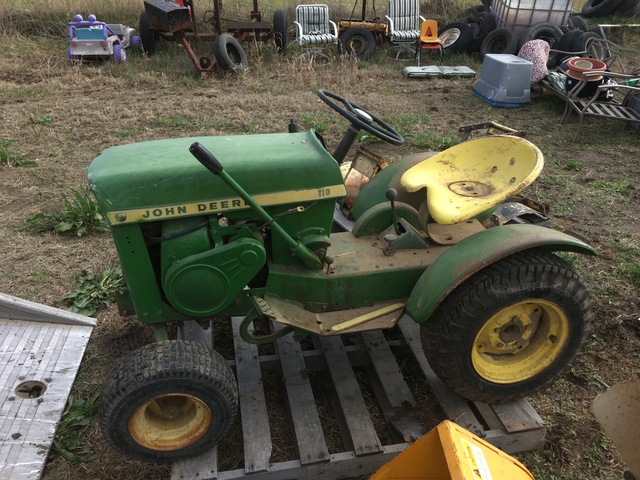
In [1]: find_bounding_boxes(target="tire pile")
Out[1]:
[438,0,637,67]
[582,0,640,18]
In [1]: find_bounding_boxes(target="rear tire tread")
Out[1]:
[421,249,594,404]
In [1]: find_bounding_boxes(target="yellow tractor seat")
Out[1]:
[400,136,544,225]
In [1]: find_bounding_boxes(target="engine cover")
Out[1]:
[163,237,266,317]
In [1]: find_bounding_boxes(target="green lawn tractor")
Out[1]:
[88,90,597,462]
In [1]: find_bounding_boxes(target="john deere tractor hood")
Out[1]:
[88,130,346,225]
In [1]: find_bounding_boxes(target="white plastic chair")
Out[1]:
[385,0,425,59]
[294,4,339,61]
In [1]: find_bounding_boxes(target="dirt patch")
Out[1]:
[1,30,639,480]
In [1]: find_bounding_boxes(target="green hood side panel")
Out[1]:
[405,224,598,324]
[88,131,345,225]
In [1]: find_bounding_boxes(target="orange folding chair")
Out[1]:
[416,19,443,66]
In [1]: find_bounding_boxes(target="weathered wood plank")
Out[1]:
[217,444,409,480]
[171,446,218,480]
[360,330,414,407]
[491,398,545,433]
[171,321,218,480]
[272,322,329,465]
[484,427,546,454]
[397,317,486,437]
[178,319,213,349]
[232,317,271,474]
[319,336,382,456]
[473,402,505,431]
[357,331,423,443]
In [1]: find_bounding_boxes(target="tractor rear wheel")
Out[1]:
[420,248,594,404]
[139,10,157,55]
[99,340,238,462]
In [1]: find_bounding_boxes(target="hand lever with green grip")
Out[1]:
[189,142,323,270]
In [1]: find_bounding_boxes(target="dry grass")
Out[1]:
[0,0,480,37]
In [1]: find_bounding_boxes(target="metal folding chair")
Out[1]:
[294,4,339,62]
[385,0,424,60]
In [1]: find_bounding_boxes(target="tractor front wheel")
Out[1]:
[421,248,594,404]
[99,340,238,462]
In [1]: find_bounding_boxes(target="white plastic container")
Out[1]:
[491,0,573,37]
[474,54,533,107]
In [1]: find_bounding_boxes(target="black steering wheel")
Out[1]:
[317,90,405,146]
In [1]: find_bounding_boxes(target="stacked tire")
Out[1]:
[437,6,497,54]
[437,8,608,68]
[439,22,476,53]
[582,0,640,18]
[517,22,564,66]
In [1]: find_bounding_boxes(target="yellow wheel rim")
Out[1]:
[129,394,212,451]
[472,299,570,384]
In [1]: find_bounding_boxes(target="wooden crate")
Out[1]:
[172,316,545,480]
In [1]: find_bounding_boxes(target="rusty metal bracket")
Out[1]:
[458,121,526,142]
[177,33,217,78]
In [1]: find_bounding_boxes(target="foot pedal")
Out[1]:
[252,296,276,320]
[251,294,406,336]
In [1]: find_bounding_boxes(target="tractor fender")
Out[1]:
[405,224,597,323]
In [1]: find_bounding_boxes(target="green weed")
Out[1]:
[623,262,640,287]
[563,159,583,171]
[300,113,334,134]
[0,139,35,166]
[555,251,584,270]
[117,128,141,138]
[52,393,99,463]
[24,186,109,236]
[384,113,431,137]
[356,130,384,143]
[62,266,124,316]
[30,110,53,125]
[551,201,574,217]
[201,115,236,132]
[590,179,633,201]
[150,115,194,130]
[243,122,258,133]
[12,87,48,99]
[583,432,610,470]
[414,130,457,150]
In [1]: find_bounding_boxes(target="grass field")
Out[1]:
[1,0,639,479]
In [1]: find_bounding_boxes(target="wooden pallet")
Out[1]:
[172,315,545,480]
